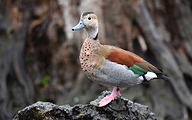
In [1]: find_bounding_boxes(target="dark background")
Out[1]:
[0,0,192,120]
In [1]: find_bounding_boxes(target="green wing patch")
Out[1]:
[129,64,149,75]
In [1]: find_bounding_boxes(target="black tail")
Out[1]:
[156,73,170,81]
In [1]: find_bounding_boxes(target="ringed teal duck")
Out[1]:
[72,12,168,107]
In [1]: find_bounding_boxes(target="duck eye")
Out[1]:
[88,17,91,20]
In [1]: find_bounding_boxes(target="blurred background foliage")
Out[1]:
[0,0,192,120]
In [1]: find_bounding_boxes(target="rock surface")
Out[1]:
[13,91,157,120]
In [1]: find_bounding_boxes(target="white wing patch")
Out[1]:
[144,72,157,81]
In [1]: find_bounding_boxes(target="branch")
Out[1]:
[133,0,192,110]
[0,15,16,119]
[13,15,35,104]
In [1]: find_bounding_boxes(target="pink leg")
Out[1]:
[99,86,121,107]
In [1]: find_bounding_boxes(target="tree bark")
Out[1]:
[0,0,192,120]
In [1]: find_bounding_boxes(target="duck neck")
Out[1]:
[86,27,99,40]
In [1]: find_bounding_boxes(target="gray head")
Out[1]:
[72,12,99,39]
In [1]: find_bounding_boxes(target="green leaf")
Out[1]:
[39,75,51,86]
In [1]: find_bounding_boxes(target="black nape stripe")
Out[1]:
[142,74,148,82]
[83,12,94,17]
[93,33,98,40]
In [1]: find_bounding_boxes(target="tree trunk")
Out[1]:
[0,0,192,120]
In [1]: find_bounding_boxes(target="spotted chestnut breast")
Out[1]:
[79,37,105,79]
[80,38,95,73]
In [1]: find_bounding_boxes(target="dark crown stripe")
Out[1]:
[82,12,94,17]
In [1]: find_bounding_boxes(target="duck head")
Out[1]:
[72,12,99,40]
